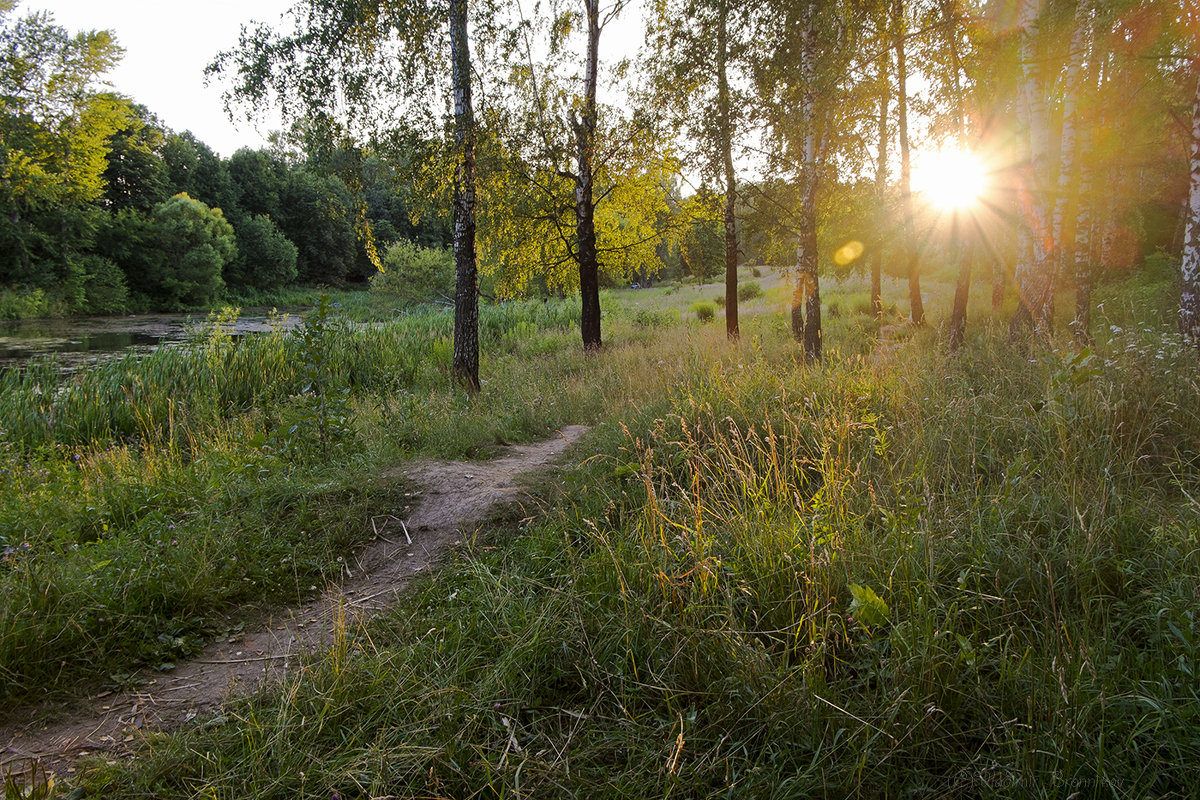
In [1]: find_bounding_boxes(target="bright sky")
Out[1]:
[32,0,646,158]
[34,0,294,157]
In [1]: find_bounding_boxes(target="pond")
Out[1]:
[0,311,304,367]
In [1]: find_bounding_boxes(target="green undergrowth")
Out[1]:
[77,286,1200,798]
[0,296,748,709]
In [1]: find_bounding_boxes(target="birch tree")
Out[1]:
[1009,0,1056,336]
[757,0,856,360]
[892,0,924,326]
[650,0,753,340]
[209,0,484,389]
[1181,70,1200,347]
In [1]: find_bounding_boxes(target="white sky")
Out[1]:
[35,0,294,157]
[32,0,646,158]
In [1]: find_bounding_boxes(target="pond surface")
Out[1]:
[0,311,304,367]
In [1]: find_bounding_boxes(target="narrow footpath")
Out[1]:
[0,426,589,780]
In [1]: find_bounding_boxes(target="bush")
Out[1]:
[737,280,763,301]
[690,301,717,323]
[0,286,49,319]
[370,240,453,305]
[228,215,299,290]
[714,294,726,308]
[77,255,130,314]
[751,266,762,277]
[627,308,679,328]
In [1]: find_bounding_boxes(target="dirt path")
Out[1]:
[0,426,588,781]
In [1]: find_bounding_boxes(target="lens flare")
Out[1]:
[834,240,864,266]
[912,148,988,211]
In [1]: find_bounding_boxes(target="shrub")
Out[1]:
[737,280,763,301]
[690,301,717,323]
[370,240,453,305]
[0,286,49,319]
[714,294,726,308]
[78,255,131,315]
[751,266,763,277]
[628,308,679,328]
[228,214,299,290]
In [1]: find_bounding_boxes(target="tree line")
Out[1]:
[0,2,452,316]
[4,0,1197,386]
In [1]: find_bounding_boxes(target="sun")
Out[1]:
[911,148,988,212]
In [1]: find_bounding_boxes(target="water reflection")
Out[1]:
[0,312,301,367]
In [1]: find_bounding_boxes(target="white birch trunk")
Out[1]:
[1051,0,1091,282]
[1011,0,1055,335]
[1180,71,1200,347]
[795,0,822,359]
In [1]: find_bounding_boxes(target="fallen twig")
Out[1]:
[193,655,289,664]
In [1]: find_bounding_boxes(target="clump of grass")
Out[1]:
[690,301,717,323]
[737,280,763,301]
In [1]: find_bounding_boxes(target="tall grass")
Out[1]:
[0,297,611,705]
[78,275,1200,798]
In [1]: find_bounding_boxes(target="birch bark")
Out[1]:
[575,0,602,351]
[450,0,480,390]
[893,0,923,325]
[717,2,739,341]
[794,0,823,360]
[1180,71,1200,347]
[1010,0,1055,336]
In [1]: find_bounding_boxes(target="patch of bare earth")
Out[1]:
[0,425,588,781]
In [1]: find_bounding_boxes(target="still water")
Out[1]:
[0,312,303,367]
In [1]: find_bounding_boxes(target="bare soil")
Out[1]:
[0,426,588,781]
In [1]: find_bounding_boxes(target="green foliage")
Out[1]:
[477,129,676,298]
[276,295,353,460]
[106,194,235,308]
[162,132,236,212]
[278,170,357,286]
[72,253,129,314]
[369,239,453,304]
[228,214,298,290]
[736,280,762,301]
[689,300,716,322]
[0,286,48,319]
[153,193,235,306]
[102,104,170,212]
[666,188,724,283]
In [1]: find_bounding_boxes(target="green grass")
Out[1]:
[5,268,1200,797]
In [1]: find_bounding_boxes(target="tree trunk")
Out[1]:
[872,46,889,322]
[1180,70,1200,348]
[1051,0,1089,267]
[1071,99,1095,343]
[575,0,602,351]
[893,0,923,325]
[450,0,480,391]
[798,0,822,360]
[948,220,972,349]
[944,0,970,350]
[991,248,1005,311]
[1010,0,1055,338]
[717,4,739,341]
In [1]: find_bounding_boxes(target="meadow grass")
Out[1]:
[5,270,1200,797]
